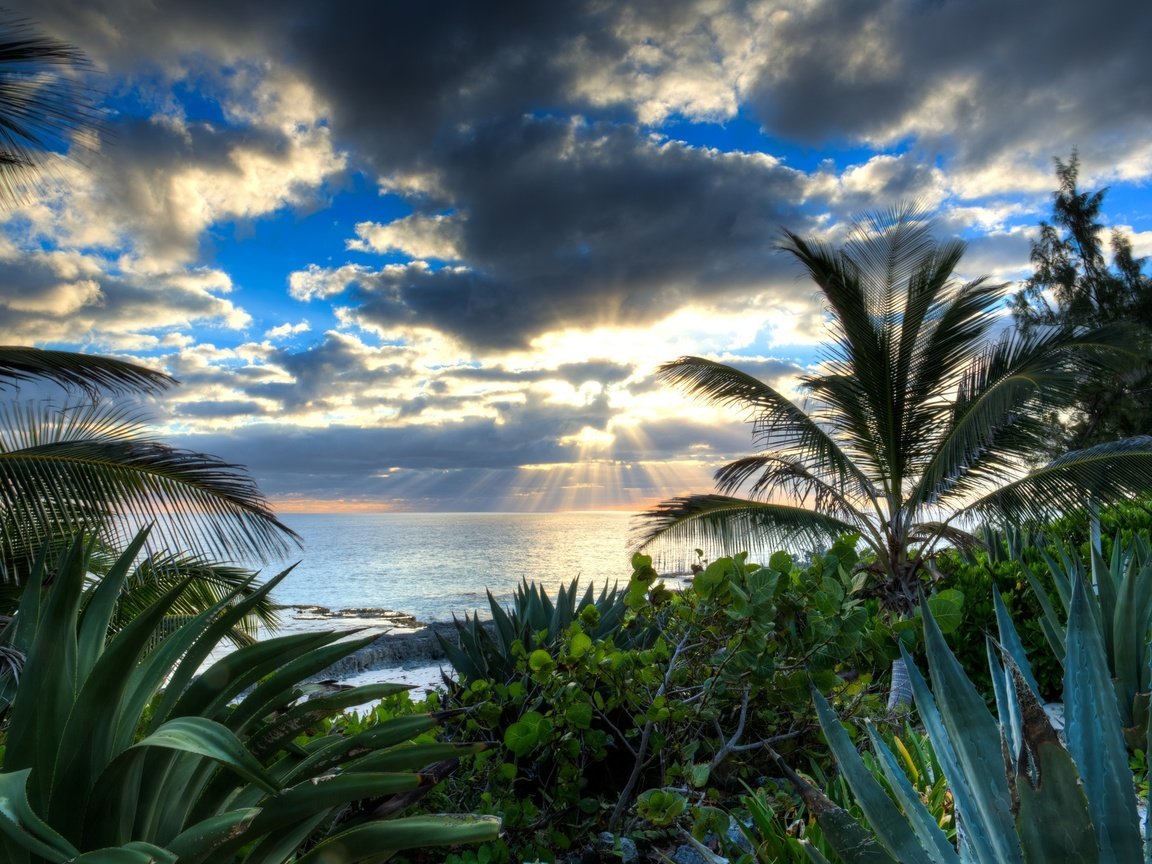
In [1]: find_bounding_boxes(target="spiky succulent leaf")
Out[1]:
[1064,569,1142,861]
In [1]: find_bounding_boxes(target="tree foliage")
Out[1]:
[1012,152,1152,452]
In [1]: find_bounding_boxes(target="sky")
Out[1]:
[2,0,1151,514]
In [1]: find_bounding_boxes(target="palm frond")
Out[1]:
[0,14,104,203]
[633,494,864,562]
[714,454,875,530]
[108,552,278,649]
[0,346,174,396]
[957,437,1152,526]
[659,356,874,495]
[0,401,299,569]
[916,325,1140,512]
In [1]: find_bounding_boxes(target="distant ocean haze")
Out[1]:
[250,511,646,622]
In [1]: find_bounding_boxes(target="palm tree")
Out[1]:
[0,11,102,203]
[0,347,298,575]
[636,207,1152,703]
[0,347,299,643]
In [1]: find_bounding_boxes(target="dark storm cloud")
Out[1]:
[447,361,634,386]
[748,0,1152,169]
[22,0,1137,356]
[173,399,267,418]
[336,118,811,348]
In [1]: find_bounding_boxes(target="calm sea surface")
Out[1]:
[255,511,641,622]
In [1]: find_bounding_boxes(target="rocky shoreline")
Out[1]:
[305,620,466,683]
[266,605,486,686]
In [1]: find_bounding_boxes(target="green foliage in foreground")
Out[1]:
[431,540,890,861]
[0,531,499,863]
[793,572,1147,863]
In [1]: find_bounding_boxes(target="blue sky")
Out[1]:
[4,0,1151,512]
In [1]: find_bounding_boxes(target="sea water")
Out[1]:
[254,511,641,622]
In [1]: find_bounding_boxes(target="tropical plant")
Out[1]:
[636,205,1152,703]
[0,347,299,583]
[993,522,1152,748]
[0,530,500,861]
[786,572,1146,863]
[0,11,103,203]
[438,577,651,687]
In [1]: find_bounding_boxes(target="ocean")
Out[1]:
[255,511,644,623]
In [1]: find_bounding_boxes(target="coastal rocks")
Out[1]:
[288,614,484,683]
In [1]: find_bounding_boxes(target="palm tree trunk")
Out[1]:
[886,656,913,711]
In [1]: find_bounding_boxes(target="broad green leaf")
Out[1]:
[0,769,77,862]
[132,717,279,795]
[293,815,502,862]
[924,589,964,634]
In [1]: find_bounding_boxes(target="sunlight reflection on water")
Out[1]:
[248,511,641,622]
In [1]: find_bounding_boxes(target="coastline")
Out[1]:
[268,605,469,699]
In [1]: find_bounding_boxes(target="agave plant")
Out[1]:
[438,577,650,686]
[782,568,1146,862]
[990,523,1152,748]
[0,530,500,862]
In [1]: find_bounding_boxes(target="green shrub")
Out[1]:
[429,540,891,861]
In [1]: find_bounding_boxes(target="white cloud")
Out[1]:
[264,320,312,340]
[348,213,465,260]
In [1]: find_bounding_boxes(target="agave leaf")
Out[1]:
[226,634,388,732]
[802,841,835,864]
[919,599,1023,863]
[275,714,442,787]
[987,636,1024,769]
[3,538,88,796]
[1021,552,1068,664]
[172,630,347,722]
[202,773,428,863]
[50,576,193,839]
[75,529,152,678]
[242,813,333,864]
[71,845,177,864]
[863,724,959,864]
[992,591,1043,698]
[809,688,936,863]
[900,642,1022,864]
[1016,741,1099,863]
[776,752,896,864]
[487,589,517,653]
[344,741,487,774]
[293,814,503,862]
[253,772,423,829]
[160,808,260,864]
[132,716,279,795]
[147,565,297,730]
[1112,545,1152,718]
[1064,569,1142,862]
[1092,541,1118,662]
[0,769,78,862]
